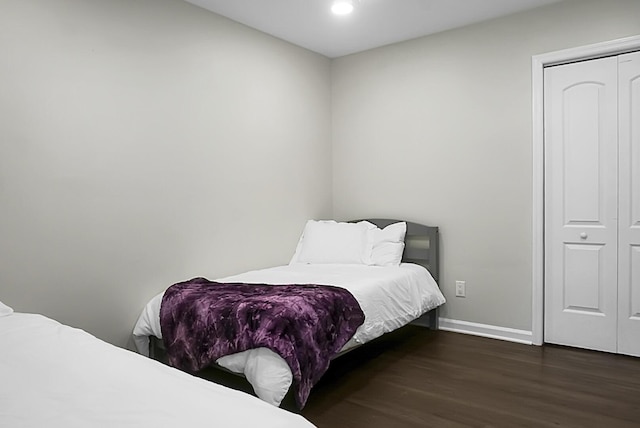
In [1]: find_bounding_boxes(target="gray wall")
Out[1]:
[0,0,332,347]
[331,0,640,331]
[3,0,640,348]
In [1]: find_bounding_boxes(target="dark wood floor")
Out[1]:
[194,325,640,427]
[296,326,640,428]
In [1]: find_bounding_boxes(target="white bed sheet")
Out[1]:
[0,311,314,428]
[132,263,445,406]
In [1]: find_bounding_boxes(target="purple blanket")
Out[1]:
[159,277,365,408]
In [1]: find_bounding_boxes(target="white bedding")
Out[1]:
[132,263,445,406]
[0,311,314,428]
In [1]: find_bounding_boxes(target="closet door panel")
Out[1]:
[618,51,640,357]
[544,57,618,352]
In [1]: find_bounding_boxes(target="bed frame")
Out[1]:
[149,218,440,390]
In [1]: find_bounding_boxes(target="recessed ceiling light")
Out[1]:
[331,0,354,15]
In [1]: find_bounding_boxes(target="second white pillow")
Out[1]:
[367,221,407,266]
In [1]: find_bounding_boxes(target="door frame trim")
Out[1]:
[531,35,640,346]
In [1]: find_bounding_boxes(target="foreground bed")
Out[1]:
[0,301,314,428]
[132,219,445,408]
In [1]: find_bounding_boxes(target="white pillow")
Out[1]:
[290,220,375,265]
[368,222,407,266]
[0,300,14,317]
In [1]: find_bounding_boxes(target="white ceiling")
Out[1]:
[185,0,564,58]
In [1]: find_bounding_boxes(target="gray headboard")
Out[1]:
[356,218,439,283]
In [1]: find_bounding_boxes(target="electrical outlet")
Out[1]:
[455,280,466,297]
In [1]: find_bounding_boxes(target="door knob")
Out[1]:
[580,232,588,239]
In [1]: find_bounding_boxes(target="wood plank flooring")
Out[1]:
[295,326,640,428]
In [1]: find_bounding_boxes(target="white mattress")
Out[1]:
[0,311,314,428]
[133,263,445,406]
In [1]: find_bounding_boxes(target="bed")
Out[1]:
[132,219,445,408]
[0,300,314,428]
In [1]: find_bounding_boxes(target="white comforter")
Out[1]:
[133,263,445,406]
[0,311,314,428]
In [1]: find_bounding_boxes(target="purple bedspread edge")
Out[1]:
[159,278,365,408]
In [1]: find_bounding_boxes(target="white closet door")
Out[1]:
[618,51,640,357]
[544,56,619,352]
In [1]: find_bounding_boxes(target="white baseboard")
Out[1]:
[438,317,533,345]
